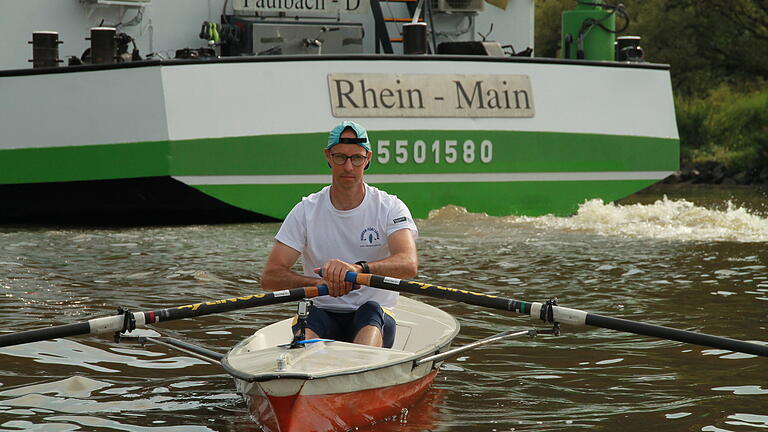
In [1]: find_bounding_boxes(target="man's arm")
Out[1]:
[261,241,322,291]
[321,228,418,293]
[366,228,418,278]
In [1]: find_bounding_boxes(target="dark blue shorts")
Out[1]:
[292,301,396,348]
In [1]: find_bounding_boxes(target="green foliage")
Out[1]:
[534,0,573,58]
[674,97,711,155]
[676,84,768,170]
[631,0,768,97]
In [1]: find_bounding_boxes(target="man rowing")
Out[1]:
[261,121,418,348]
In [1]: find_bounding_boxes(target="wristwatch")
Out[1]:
[355,261,370,273]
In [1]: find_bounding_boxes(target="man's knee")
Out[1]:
[354,301,396,348]
[357,301,382,316]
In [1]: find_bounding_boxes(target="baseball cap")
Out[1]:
[326,121,371,152]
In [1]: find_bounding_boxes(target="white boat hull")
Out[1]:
[222,296,459,431]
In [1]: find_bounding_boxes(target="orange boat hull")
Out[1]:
[247,369,439,432]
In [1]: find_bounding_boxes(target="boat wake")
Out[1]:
[425,197,768,242]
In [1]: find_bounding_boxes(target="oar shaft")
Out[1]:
[0,286,328,348]
[0,322,91,349]
[585,313,768,357]
[350,272,533,314]
[346,272,768,357]
[142,285,327,323]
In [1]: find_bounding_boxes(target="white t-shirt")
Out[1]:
[275,183,418,311]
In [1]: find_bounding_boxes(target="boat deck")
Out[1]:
[223,295,459,382]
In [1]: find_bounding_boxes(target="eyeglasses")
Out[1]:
[330,153,368,167]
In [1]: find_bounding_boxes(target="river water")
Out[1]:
[1,185,766,431]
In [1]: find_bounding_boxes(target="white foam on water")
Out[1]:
[424,196,768,242]
[527,197,768,242]
[426,198,768,242]
[427,205,491,222]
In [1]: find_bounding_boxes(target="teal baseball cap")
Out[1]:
[326,121,370,152]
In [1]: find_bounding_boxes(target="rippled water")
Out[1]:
[1,185,767,431]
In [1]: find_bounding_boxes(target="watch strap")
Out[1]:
[355,261,370,273]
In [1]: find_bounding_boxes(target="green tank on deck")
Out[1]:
[561,2,616,61]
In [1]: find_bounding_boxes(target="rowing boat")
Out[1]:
[221,295,459,432]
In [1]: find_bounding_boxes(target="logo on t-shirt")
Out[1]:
[360,227,381,247]
[393,216,407,224]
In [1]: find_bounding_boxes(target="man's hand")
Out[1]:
[319,259,360,297]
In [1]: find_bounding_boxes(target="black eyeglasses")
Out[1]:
[330,153,368,167]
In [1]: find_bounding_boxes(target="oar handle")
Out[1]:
[344,271,358,283]
[0,285,329,348]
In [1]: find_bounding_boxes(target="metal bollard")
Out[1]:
[88,27,117,64]
[28,31,63,68]
[616,36,644,62]
[403,23,428,55]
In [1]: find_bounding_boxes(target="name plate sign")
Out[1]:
[233,0,368,14]
[328,73,534,118]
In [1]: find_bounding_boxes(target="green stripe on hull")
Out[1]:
[1,130,678,183]
[0,142,169,184]
[193,179,660,218]
[0,129,677,218]
[170,130,678,174]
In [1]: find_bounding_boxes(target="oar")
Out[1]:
[0,285,328,348]
[344,272,768,357]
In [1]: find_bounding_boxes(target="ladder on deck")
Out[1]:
[370,0,434,53]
